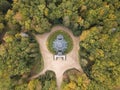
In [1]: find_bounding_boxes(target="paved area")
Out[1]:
[31,25,83,90]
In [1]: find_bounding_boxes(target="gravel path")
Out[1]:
[30,25,83,90]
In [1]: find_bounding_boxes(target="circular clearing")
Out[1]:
[47,30,73,54]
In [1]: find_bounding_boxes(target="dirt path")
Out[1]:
[30,25,83,90]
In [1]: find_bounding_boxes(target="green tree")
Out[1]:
[62,69,90,90]
[0,0,11,13]
[80,26,120,89]
[0,32,42,89]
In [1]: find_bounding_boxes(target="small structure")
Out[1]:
[53,34,67,60]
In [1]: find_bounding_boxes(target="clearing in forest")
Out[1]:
[31,25,83,90]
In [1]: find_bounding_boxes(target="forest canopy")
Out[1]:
[6,0,119,35]
[0,0,120,90]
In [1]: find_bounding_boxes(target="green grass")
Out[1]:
[47,30,73,54]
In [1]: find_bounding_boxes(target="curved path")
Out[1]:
[30,25,83,90]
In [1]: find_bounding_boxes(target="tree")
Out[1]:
[0,0,11,14]
[0,23,4,33]
[27,79,41,90]
[80,26,120,89]
[62,69,90,90]
[0,32,42,89]
[39,71,57,90]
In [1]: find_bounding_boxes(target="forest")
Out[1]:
[0,0,120,90]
